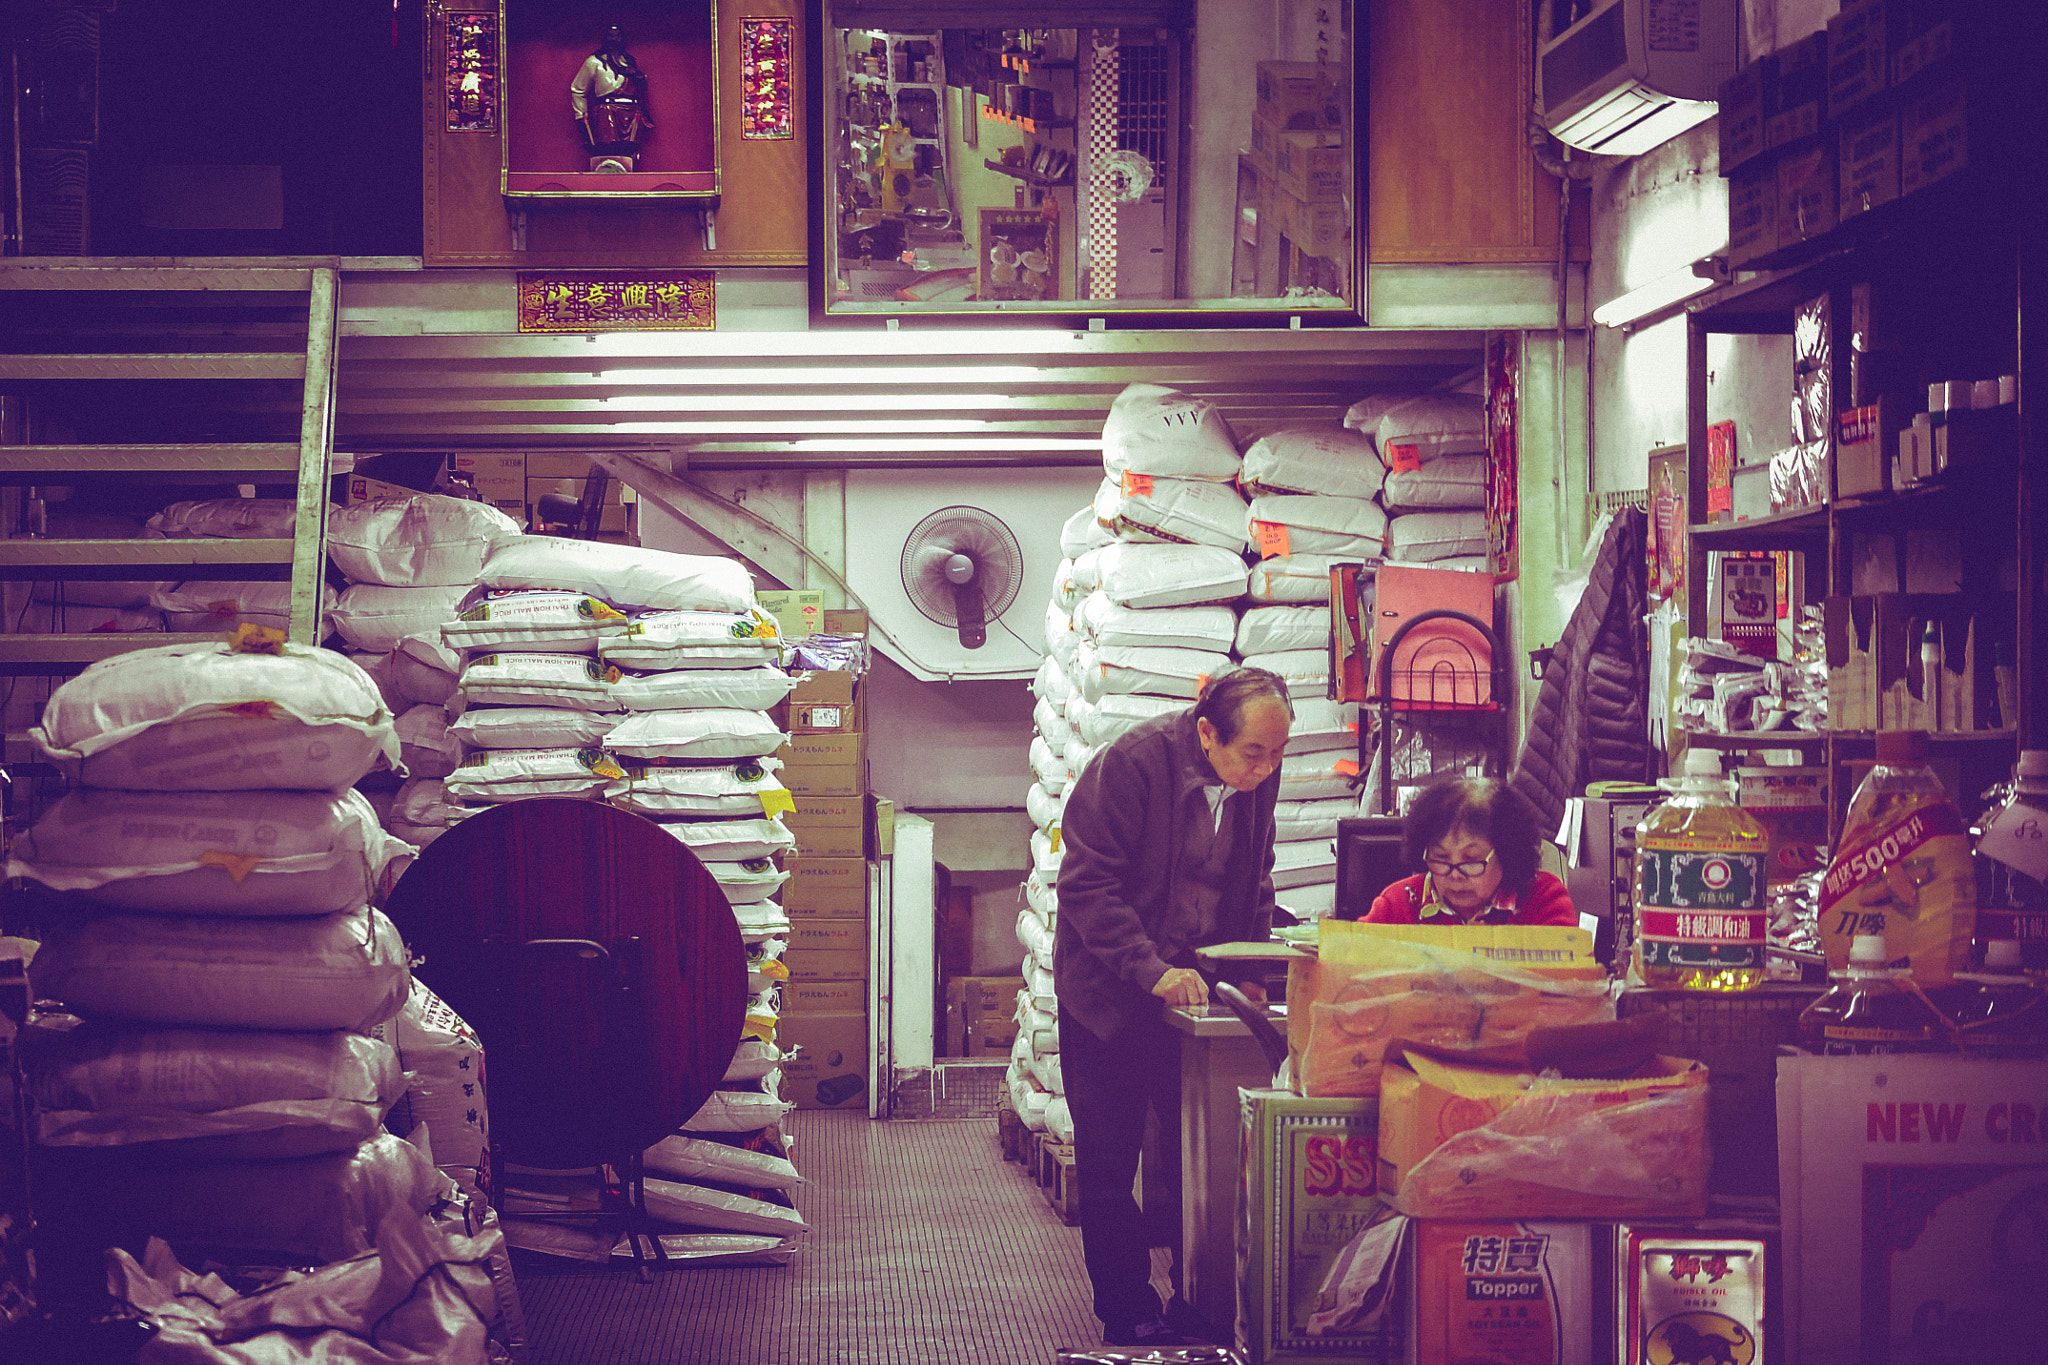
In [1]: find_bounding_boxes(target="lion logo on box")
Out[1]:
[1646,1313,1754,1365]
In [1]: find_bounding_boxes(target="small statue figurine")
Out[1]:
[571,25,653,171]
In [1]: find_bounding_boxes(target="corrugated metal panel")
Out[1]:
[333,328,1483,467]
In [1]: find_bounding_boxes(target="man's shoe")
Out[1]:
[1102,1318,1200,1348]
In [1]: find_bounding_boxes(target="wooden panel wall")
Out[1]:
[1367,0,1588,265]
[424,1,805,268]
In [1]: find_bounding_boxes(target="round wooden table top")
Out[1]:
[384,798,747,1170]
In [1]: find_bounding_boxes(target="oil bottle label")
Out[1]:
[1637,846,1768,969]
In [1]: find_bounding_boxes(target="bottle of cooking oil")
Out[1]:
[1939,939,2048,1058]
[1797,933,1953,1054]
[1633,748,1770,990]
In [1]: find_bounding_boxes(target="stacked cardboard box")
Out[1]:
[775,609,871,1110]
[1248,59,1349,267]
[942,975,1025,1060]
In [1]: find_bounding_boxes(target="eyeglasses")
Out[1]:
[1425,850,1496,880]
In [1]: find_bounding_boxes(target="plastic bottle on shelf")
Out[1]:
[1797,933,1955,1055]
[1929,940,2048,1058]
[1633,748,1770,991]
[1973,750,2048,951]
[1819,729,1977,987]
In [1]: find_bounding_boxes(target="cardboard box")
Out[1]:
[1838,109,1900,220]
[822,608,868,634]
[777,732,864,797]
[783,978,866,1016]
[943,975,1025,1058]
[755,588,825,640]
[869,796,896,858]
[1717,58,1770,173]
[1273,128,1345,202]
[345,474,423,505]
[783,918,866,979]
[782,856,867,916]
[788,671,855,707]
[1270,183,1348,261]
[1727,160,1779,269]
[1900,78,1967,195]
[785,793,863,827]
[1775,141,1838,249]
[1377,1048,1709,1220]
[1888,13,1954,87]
[1736,767,1829,885]
[1764,30,1827,149]
[1778,1055,2048,1365]
[1401,1221,1596,1365]
[778,1011,869,1110]
[1255,60,1344,131]
[1834,396,1900,497]
[446,452,525,502]
[788,820,863,858]
[1235,1090,1395,1364]
[1249,111,1281,170]
[786,700,860,734]
[1825,0,1887,118]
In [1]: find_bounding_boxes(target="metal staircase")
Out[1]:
[0,260,338,677]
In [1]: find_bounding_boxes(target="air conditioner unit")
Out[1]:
[1538,0,1737,157]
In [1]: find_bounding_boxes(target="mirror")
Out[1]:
[809,1,1361,323]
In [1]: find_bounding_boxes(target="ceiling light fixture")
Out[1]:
[1591,255,1729,329]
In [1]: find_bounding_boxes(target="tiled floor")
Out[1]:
[512,1109,1100,1364]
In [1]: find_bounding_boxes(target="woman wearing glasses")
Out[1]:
[1365,776,1576,926]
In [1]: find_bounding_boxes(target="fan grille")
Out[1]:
[899,506,1025,626]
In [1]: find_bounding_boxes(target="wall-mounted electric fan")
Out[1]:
[898,505,1025,649]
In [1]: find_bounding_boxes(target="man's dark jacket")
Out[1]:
[1054,709,1280,1042]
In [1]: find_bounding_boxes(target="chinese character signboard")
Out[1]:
[517,273,716,333]
[740,17,795,140]
[444,10,499,134]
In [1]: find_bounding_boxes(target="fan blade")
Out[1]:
[952,579,987,649]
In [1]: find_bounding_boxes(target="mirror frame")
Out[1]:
[805,0,1367,327]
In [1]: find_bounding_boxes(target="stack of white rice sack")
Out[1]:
[145,497,338,637]
[324,493,525,848]
[1,639,520,1350]
[1345,392,1492,571]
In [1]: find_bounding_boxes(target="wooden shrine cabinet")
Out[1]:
[424,0,805,267]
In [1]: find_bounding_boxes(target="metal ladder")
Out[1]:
[0,260,337,686]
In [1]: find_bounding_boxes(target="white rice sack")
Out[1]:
[1045,600,1081,672]
[723,1039,783,1084]
[1279,881,1339,920]
[644,1135,803,1191]
[19,601,164,636]
[1034,698,1076,751]
[1094,542,1248,609]
[1280,750,1361,802]
[1009,1066,1050,1131]
[1031,657,1074,707]
[653,817,794,862]
[392,778,477,831]
[327,495,523,587]
[1235,605,1324,656]
[147,498,297,539]
[683,1088,793,1134]
[151,580,335,634]
[364,980,489,1190]
[1077,694,1183,747]
[1026,782,1063,833]
[1063,693,1095,738]
[1016,908,1053,962]
[31,578,160,609]
[1024,872,1056,923]
[481,537,754,613]
[1275,797,1362,842]
[1289,697,1362,753]
[1272,839,1338,889]
[706,858,790,904]
[1060,503,1114,559]
[1343,395,1410,434]
[31,641,398,792]
[441,589,631,653]
[597,609,784,671]
[1073,593,1235,653]
[395,703,460,779]
[7,787,408,915]
[1094,474,1249,551]
[605,709,787,762]
[1029,735,1069,796]
[1244,494,1388,559]
[30,905,409,1032]
[443,747,623,802]
[641,1178,806,1236]
[1386,510,1490,563]
[1427,555,1493,573]
[1382,453,1489,512]
[456,652,615,711]
[387,634,462,708]
[1070,544,1109,597]
[1045,1095,1076,1144]
[608,758,786,819]
[1031,828,1062,882]
[1050,556,1078,614]
[1240,428,1385,499]
[1100,383,1242,481]
[25,1020,403,1159]
[608,665,796,713]
[1062,736,1096,780]
[449,706,619,751]
[1078,643,1231,703]
[1248,554,1343,604]
[1374,392,1487,463]
[1240,648,1331,696]
[1027,1049,1065,1096]
[328,584,471,654]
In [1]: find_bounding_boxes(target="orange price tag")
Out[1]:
[198,850,264,884]
[1122,471,1154,497]
[1253,521,1291,559]
[1334,758,1361,778]
[1196,672,1212,694]
[1386,442,1423,473]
